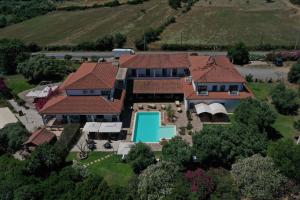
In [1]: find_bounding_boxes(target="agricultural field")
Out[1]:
[155,0,300,47]
[0,0,176,47]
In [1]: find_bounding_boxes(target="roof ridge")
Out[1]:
[64,63,97,88]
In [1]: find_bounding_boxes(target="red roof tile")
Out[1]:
[39,89,125,115]
[133,79,183,94]
[119,54,190,69]
[24,128,55,146]
[182,79,253,100]
[62,62,117,90]
[189,55,245,83]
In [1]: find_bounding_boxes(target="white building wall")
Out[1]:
[127,68,187,78]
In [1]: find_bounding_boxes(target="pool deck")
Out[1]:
[125,102,202,149]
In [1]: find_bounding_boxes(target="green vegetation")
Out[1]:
[4,74,34,95]
[288,59,300,83]
[157,0,300,48]
[0,0,55,28]
[231,154,288,200]
[0,0,176,47]
[68,152,134,186]
[227,42,250,65]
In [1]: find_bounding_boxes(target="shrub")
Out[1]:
[127,142,156,174]
[187,121,193,130]
[55,123,81,156]
[288,60,300,83]
[245,74,253,82]
[271,83,299,115]
[293,120,300,131]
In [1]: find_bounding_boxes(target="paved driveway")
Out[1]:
[235,65,287,81]
[8,99,44,132]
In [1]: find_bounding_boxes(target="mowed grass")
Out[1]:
[0,0,176,46]
[67,152,133,186]
[157,0,300,46]
[248,82,300,138]
[4,74,34,95]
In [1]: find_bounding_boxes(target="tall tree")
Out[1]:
[138,162,179,200]
[193,123,267,168]
[268,138,300,183]
[227,42,249,65]
[231,154,287,200]
[127,142,156,174]
[0,39,28,74]
[234,98,276,132]
[17,55,68,83]
[162,136,192,167]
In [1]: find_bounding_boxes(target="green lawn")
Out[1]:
[248,82,300,138]
[67,152,133,186]
[4,74,34,95]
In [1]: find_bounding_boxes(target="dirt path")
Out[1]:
[283,0,300,16]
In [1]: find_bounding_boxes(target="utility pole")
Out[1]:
[144,30,146,51]
[294,33,299,50]
[180,32,183,46]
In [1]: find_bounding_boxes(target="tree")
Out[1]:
[271,83,299,115]
[0,16,7,28]
[95,35,114,51]
[231,154,287,200]
[192,123,267,168]
[127,142,156,174]
[162,136,192,167]
[0,122,29,154]
[0,38,28,74]
[17,55,68,83]
[234,98,276,132]
[25,144,65,177]
[13,185,41,200]
[114,33,127,48]
[138,162,179,200]
[288,59,300,83]
[268,139,300,183]
[227,42,249,65]
[184,168,214,200]
[168,0,181,9]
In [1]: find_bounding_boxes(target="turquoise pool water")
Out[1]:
[133,112,176,143]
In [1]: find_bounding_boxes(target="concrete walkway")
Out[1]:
[8,99,44,132]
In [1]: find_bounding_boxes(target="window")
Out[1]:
[146,69,150,76]
[101,90,111,96]
[197,85,208,95]
[212,85,218,91]
[131,69,137,77]
[172,69,177,77]
[90,89,94,94]
[162,69,168,77]
[83,90,87,94]
[229,85,239,91]
[220,85,226,91]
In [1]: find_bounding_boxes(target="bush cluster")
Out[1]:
[266,50,300,61]
[135,17,176,50]
[57,0,121,11]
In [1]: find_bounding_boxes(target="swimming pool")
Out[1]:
[132,112,176,143]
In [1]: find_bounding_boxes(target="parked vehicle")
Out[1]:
[112,48,135,58]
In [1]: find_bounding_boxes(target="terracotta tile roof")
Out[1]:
[39,89,125,115]
[62,62,117,90]
[119,53,190,69]
[133,79,183,94]
[24,128,55,146]
[182,79,253,100]
[189,55,245,83]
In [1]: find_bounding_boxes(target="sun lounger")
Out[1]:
[175,101,181,107]
[161,105,166,110]
[138,104,144,109]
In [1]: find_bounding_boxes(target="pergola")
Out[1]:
[195,103,228,122]
[83,122,122,133]
[195,103,228,115]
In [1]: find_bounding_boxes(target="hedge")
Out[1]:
[55,123,81,155]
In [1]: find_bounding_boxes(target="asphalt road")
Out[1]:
[32,51,269,60]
